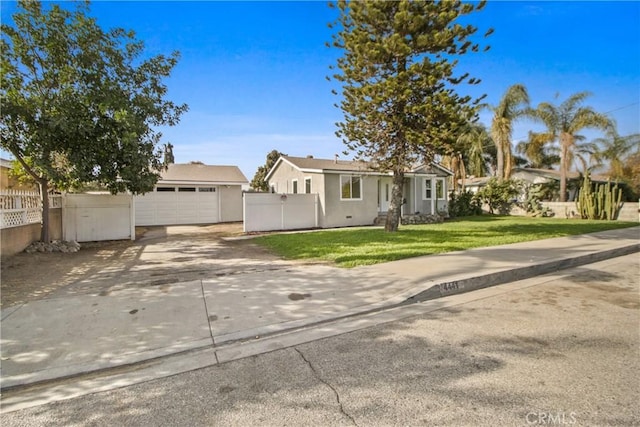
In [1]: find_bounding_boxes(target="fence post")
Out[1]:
[314,193,318,228]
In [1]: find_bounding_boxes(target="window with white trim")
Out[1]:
[304,177,311,194]
[292,179,298,194]
[340,175,362,200]
[423,179,432,200]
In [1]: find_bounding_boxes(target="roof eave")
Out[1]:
[265,157,294,182]
[157,180,247,186]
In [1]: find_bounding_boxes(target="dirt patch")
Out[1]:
[1,222,303,308]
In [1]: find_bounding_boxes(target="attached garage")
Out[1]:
[134,163,247,226]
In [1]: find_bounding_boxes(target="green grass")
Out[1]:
[252,216,638,268]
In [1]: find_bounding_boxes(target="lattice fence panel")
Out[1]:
[0,190,43,229]
[1,210,27,228]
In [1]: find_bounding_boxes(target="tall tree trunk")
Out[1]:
[495,139,504,181]
[385,171,405,232]
[559,133,569,202]
[458,153,466,192]
[504,143,512,179]
[7,147,51,242]
[40,179,51,243]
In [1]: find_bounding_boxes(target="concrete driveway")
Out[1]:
[0,223,304,308]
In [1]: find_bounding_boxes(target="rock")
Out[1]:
[400,214,444,225]
[24,240,82,254]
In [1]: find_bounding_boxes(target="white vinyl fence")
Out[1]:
[0,190,62,229]
[244,193,318,232]
[63,194,134,242]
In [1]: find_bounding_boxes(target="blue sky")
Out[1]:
[2,1,639,181]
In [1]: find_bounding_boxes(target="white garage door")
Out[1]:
[134,186,219,226]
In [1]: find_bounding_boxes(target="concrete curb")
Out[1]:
[0,338,213,390]
[406,242,640,303]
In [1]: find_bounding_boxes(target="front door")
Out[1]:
[378,178,392,212]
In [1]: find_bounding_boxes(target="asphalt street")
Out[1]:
[2,253,638,426]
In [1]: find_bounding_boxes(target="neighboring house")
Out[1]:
[461,176,492,194]
[134,163,248,226]
[0,158,37,191]
[265,155,453,228]
[511,168,612,201]
[463,168,612,201]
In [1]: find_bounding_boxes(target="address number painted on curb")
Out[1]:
[440,281,463,294]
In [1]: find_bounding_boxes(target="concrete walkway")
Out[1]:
[1,227,638,390]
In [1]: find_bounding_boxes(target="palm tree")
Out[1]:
[441,152,466,192]
[455,122,493,177]
[573,139,600,176]
[532,92,612,202]
[515,131,558,169]
[592,131,640,179]
[486,84,530,180]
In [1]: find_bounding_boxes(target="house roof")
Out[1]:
[464,168,614,188]
[463,176,492,187]
[280,156,375,172]
[1,158,13,169]
[159,163,248,185]
[266,155,452,181]
[512,168,610,183]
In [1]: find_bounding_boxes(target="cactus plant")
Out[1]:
[576,174,623,220]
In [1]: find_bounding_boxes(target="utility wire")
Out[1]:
[602,102,639,115]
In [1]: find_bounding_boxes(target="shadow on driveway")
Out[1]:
[1,223,304,308]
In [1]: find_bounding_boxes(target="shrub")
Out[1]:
[520,183,554,217]
[448,190,483,218]
[477,178,521,215]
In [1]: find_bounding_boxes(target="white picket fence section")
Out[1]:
[0,190,63,229]
[244,193,318,232]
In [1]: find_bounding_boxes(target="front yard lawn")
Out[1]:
[252,216,638,267]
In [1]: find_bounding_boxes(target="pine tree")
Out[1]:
[330,0,490,231]
[251,150,286,192]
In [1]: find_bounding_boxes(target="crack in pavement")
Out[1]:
[199,279,219,365]
[294,347,358,427]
